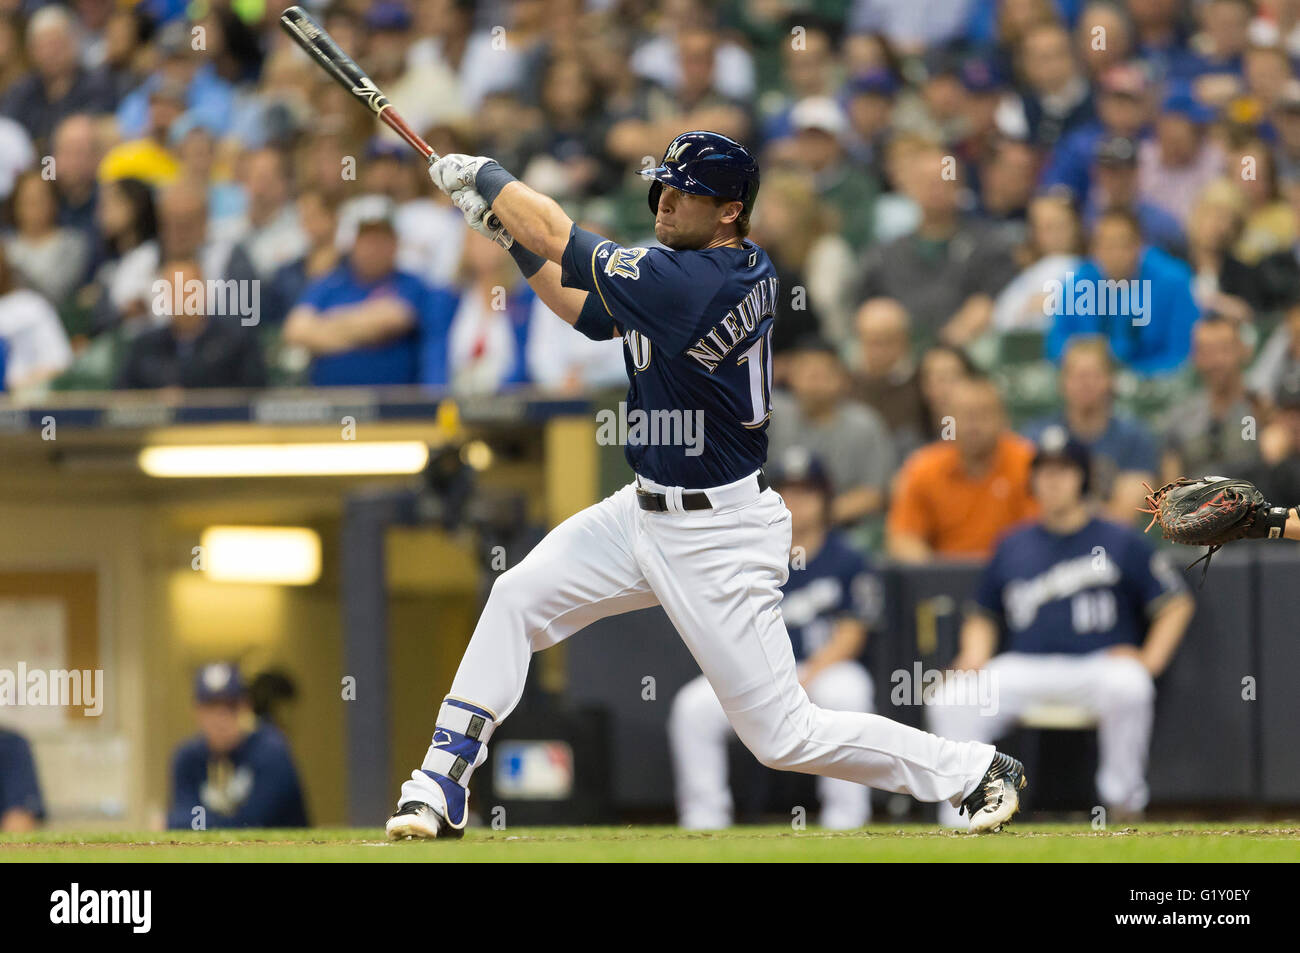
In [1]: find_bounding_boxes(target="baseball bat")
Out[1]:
[278,6,509,242]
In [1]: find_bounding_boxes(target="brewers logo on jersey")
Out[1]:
[972,518,1188,654]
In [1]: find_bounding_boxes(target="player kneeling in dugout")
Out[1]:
[669,450,883,829]
[926,426,1195,824]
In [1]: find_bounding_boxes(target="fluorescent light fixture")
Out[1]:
[139,442,430,478]
[201,526,322,585]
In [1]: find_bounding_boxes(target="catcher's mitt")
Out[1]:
[1140,476,1291,581]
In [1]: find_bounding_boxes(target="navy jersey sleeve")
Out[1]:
[574,291,620,343]
[560,225,726,353]
[837,546,884,627]
[971,545,1007,619]
[0,731,44,819]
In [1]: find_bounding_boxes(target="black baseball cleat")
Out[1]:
[385,801,464,841]
[960,751,1027,833]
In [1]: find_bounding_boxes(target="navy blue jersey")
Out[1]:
[0,729,44,819]
[973,518,1187,655]
[166,721,308,829]
[781,531,883,662]
[562,225,778,487]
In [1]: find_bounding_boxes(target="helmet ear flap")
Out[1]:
[648,180,663,214]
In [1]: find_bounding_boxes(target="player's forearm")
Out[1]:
[484,180,574,264]
[526,261,589,327]
[804,620,868,681]
[886,530,932,564]
[832,486,885,524]
[953,615,997,670]
[940,295,994,346]
[1141,593,1195,677]
[1285,511,1300,541]
[330,298,414,349]
[286,298,414,355]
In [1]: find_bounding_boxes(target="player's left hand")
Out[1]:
[429,154,491,195]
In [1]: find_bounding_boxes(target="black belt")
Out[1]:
[635,470,769,512]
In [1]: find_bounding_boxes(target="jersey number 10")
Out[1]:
[737,328,774,428]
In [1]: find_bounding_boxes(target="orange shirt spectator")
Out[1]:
[887,377,1039,561]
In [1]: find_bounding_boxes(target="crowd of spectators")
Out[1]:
[4,0,1300,552]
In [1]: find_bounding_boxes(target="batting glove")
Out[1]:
[429,154,491,195]
[452,186,513,248]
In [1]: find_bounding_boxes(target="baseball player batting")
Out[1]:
[386,131,1026,840]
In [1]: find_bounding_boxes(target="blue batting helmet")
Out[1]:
[643,130,761,216]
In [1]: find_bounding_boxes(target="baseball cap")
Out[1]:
[1031,425,1091,481]
[157,20,190,57]
[194,662,245,705]
[769,446,833,495]
[365,0,412,32]
[959,57,1005,94]
[845,69,900,98]
[365,137,410,162]
[790,96,850,139]
[352,195,398,232]
[921,48,964,81]
[1095,135,1139,167]
[1161,90,1217,124]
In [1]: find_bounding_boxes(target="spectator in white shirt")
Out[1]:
[0,245,73,392]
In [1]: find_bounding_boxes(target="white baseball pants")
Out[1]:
[926,651,1155,824]
[670,661,875,829]
[403,473,996,811]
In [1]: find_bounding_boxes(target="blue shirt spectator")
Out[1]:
[293,265,425,386]
[1022,337,1160,521]
[1040,64,1152,203]
[1083,135,1186,257]
[116,63,235,141]
[284,209,425,388]
[1024,414,1158,480]
[0,728,44,828]
[1047,212,1199,376]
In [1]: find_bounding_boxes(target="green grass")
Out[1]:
[2,822,1297,862]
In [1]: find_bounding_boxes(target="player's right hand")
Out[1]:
[429,154,491,195]
[452,186,513,249]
